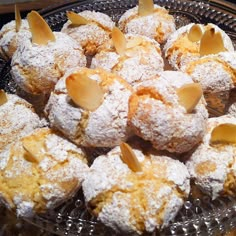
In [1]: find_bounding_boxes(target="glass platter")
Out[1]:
[0,0,236,235]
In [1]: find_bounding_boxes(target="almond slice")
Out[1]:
[120,142,142,172]
[0,90,8,106]
[177,83,203,113]
[15,4,21,32]
[27,10,56,45]
[112,27,126,56]
[199,27,226,56]
[188,24,203,42]
[126,37,143,48]
[210,123,236,145]
[66,72,104,111]
[125,46,142,57]
[67,11,89,25]
[138,0,154,17]
[22,136,44,163]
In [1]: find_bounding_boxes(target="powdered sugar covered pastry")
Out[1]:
[164,23,234,71]
[183,52,236,93]
[183,52,236,114]
[0,19,31,60]
[45,67,133,147]
[118,5,175,44]
[0,92,46,154]
[186,115,236,200]
[128,71,208,153]
[11,32,86,95]
[91,34,164,86]
[82,145,190,235]
[61,11,115,55]
[0,127,89,217]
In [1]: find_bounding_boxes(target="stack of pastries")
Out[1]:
[0,0,236,235]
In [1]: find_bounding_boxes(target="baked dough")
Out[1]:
[11,32,86,95]
[128,71,208,153]
[0,127,89,217]
[186,115,236,200]
[82,145,190,234]
[118,5,175,44]
[45,67,133,147]
[0,19,31,60]
[61,10,115,55]
[0,93,46,154]
[91,34,164,86]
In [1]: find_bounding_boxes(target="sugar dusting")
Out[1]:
[82,146,190,234]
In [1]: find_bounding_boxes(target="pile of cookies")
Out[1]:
[0,0,236,235]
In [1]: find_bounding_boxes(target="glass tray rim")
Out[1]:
[0,0,236,235]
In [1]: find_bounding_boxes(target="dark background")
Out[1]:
[0,0,235,29]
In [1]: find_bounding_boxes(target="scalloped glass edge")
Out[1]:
[0,0,236,235]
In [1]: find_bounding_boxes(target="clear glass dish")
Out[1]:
[0,0,236,235]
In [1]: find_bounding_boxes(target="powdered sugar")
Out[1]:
[0,19,31,60]
[45,68,133,147]
[163,23,234,71]
[183,52,236,93]
[0,128,89,218]
[118,5,175,44]
[82,146,190,234]
[186,115,236,199]
[11,32,86,94]
[91,34,164,86]
[61,11,115,55]
[0,93,45,154]
[129,71,208,153]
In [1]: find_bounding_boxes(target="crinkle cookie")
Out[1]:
[11,32,86,95]
[164,23,234,71]
[0,91,46,153]
[61,10,115,55]
[186,115,236,200]
[118,5,175,44]
[128,71,208,153]
[183,52,236,114]
[0,127,89,217]
[0,19,31,60]
[82,144,190,235]
[45,67,133,147]
[91,34,164,86]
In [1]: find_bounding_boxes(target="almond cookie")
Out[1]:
[82,144,190,235]
[186,115,236,200]
[11,11,86,95]
[0,127,89,217]
[91,31,164,86]
[0,91,46,154]
[118,1,175,44]
[0,6,31,60]
[61,10,115,56]
[183,52,236,115]
[163,23,234,71]
[128,71,208,153]
[45,67,133,147]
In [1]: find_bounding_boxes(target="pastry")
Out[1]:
[91,29,164,86]
[45,67,133,147]
[128,71,208,153]
[0,91,46,154]
[186,115,236,200]
[82,143,190,235]
[0,127,89,217]
[118,0,175,44]
[183,51,236,115]
[0,6,31,60]
[61,10,115,55]
[11,11,86,95]
[163,23,234,70]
